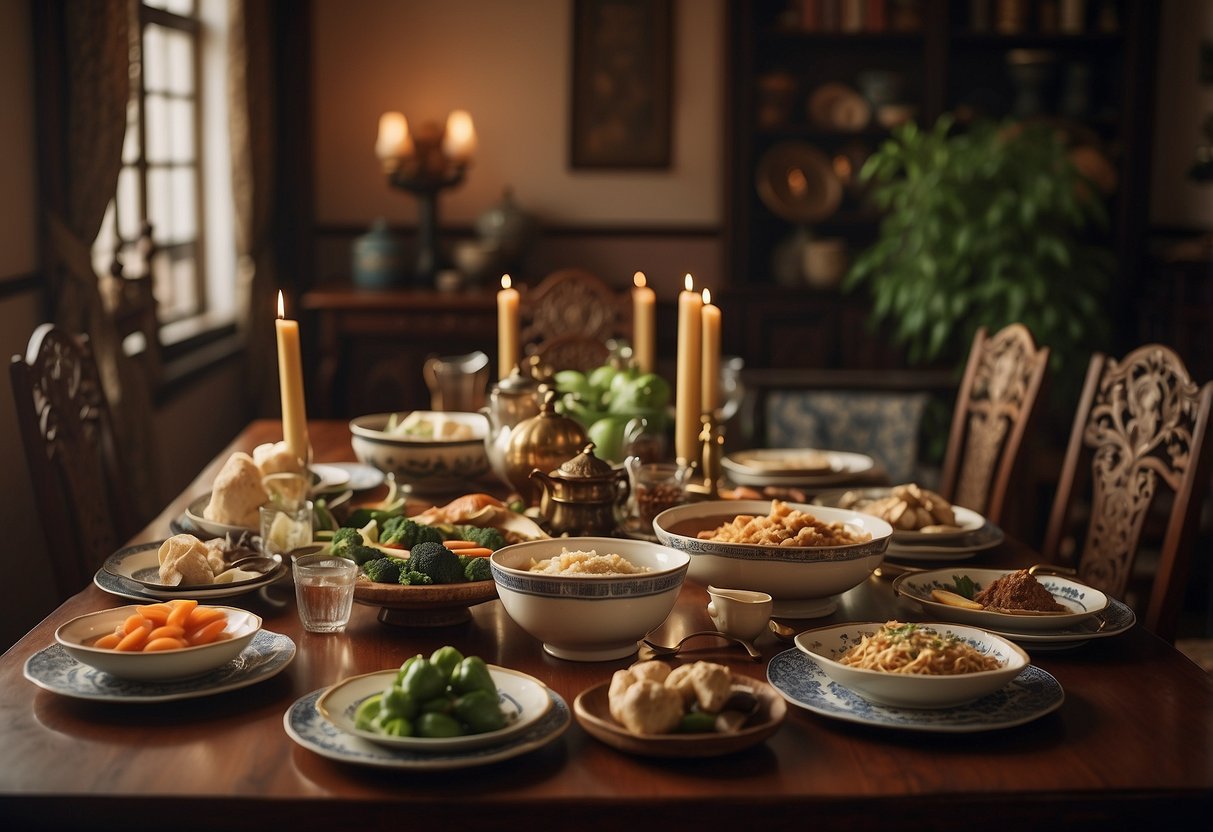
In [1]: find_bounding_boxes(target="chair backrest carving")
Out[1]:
[1042,344,1213,642]
[10,324,141,600]
[520,268,630,372]
[939,324,1050,524]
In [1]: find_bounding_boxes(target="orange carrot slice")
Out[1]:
[115,627,150,651]
[443,540,481,550]
[184,607,226,630]
[143,637,188,652]
[166,599,199,629]
[186,618,228,646]
[135,604,172,625]
[93,633,122,649]
[123,613,152,635]
[147,625,186,642]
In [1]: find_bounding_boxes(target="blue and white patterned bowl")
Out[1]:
[652,500,891,618]
[349,411,489,493]
[794,622,1029,709]
[490,537,689,662]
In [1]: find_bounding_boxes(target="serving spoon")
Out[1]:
[642,631,762,661]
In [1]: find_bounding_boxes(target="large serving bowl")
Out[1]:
[490,537,690,661]
[794,622,1029,709]
[652,500,891,618]
[55,604,261,681]
[349,411,490,493]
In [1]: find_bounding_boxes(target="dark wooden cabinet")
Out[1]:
[301,286,498,417]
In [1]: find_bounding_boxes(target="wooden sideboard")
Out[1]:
[301,286,499,416]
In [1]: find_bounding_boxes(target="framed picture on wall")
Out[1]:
[570,0,672,169]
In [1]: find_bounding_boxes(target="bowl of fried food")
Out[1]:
[652,499,891,619]
[349,411,490,493]
[794,620,1029,709]
[55,601,261,681]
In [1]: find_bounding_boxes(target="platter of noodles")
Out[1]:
[766,646,1063,732]
[892,568,1110,633]
[791,621,1031,710]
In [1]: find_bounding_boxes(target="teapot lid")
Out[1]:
[553,443,615,480]
[495,364,539,394]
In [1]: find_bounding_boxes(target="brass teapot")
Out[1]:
[530,443,629,537]
[503,388,589,505]
[482,364,543,487]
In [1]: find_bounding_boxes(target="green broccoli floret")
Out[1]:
[380,516,421,548]
[399,570,434,586]
[350,544,384,566]
[328,527,364,559]
[463,557,492,583]
[414,524,444,546]
[362,556,407,584]
[455,525,506,551]
[407,541,466,584]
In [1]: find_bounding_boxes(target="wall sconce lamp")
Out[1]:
[376,109,476,285]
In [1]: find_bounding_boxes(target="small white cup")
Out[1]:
[707,586,774,642]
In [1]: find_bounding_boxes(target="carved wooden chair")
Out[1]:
[1042,344,1213,642]
[520,268,631,373]
[938,324,1051,525]
[10,324,143,600]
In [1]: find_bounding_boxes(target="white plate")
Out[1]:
[892,567,1109,632]
[23,629,295,702]
[95,542,287,601]
[323,462,385,492]
[812,489,985,542]
[310,464,352,492]
[883,523,1005,561]
[723,450,874,488]
[766,648,1063,733]
[284,686,570,770]
[315,666,553,751]
[103,540,278,591]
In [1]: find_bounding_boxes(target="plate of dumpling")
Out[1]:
[102,533,287,598]
[186,442,320,538]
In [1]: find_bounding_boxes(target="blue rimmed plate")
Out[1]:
[284,685,570,769]
[767,648,1063,732]
[24,629,295,702]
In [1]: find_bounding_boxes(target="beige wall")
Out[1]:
[311,0,723,228]
[1150,1,1213,227]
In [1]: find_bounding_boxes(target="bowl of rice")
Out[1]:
[652,499,892,619]
[793,621,1030,709]
[490,537,690,662]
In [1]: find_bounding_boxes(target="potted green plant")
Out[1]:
[844,115,1115,409]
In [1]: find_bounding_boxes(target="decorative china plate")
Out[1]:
[320,462,384,492]
[183,492,354,540]
[24,629,296,702]
[882,523,1005,562]
[284,686,570,770]
[983,597,1135,649]
[98,541,287,600]
[722,449,874,488]
[892,567,1109,632]
[813,488,988,543]
[573,674,786,758]
[316,666,553,751]
[755,142,844,224]
[310,464,352,492]
[766,648,1063,733]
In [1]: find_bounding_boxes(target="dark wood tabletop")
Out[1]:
[2,420,1211,831]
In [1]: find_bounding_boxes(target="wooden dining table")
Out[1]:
[2,419,1211,831]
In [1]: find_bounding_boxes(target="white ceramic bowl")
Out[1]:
[349,411,490,492]
[490,537,690,662]
[652,500,891,619]
[55,604,261,681]
[794,622,1030,709]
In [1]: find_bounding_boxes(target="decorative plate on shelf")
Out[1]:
[755,142,843,224]
[808,82,872,132]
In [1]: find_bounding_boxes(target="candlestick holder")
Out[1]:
[682,412,725,500]
[382,120,472,286]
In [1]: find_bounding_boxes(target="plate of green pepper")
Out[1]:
[316,648,553,751]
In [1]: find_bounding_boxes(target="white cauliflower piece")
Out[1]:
[686,661,733,714]
[617,679,684,735]
[608,669,638,724]
[628,660,671,684]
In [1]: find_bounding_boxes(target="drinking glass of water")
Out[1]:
[292,552,357,633]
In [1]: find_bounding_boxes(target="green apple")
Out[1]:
[587,364,618,397]
[608,372,671,415]
[553,370,591,399]
[587,415,631,463]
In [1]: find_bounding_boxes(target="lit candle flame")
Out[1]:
[702,288,712,305]
[276,290,285,319]
[634,271,647,289]
[684,273,694,292]
[501,274,512,290]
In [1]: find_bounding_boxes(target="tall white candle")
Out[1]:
[632,271,656,374]
[497,274,520,380]
[675,274,703,464]
[700,287,721,415]
[275,290,309,467]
